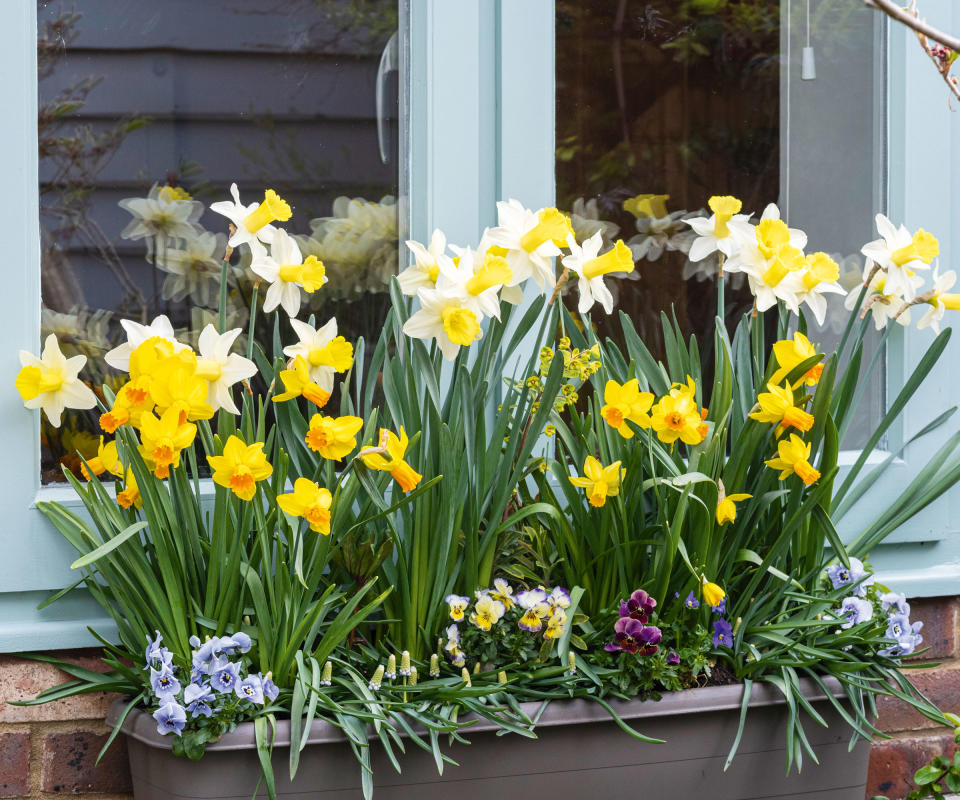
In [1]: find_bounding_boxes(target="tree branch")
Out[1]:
[863,0,960,53]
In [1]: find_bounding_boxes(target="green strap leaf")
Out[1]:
[70,521,149,569]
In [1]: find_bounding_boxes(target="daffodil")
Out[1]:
[749,382,814,437]
[210,184,292,249]
[80,437,124,480]
[569,455,624,508]
[250,229,327,317]
[470,594,506,631]
[570,197,621,251]
[207,435,273,501]
[157,230,227,306]
[360,427,422,492]
[271,355,330,407]
[116,467,142,510]
[861,214,938,301]
[16,334,97,427]
[118,183,203,243]
[277,477,333,534]
[304,414,364,460]
[650,379,705,446]
[561,233,635,314]
[917,266,959,334]
[701,580,726,608]
[444,594,470,622]
[484,200,574,291]
[436,246,510,320]
[401,286,484,360]
[795,252,846,325]
[397,229,449,295]
[626,207,695,262]
[104,315,190,373]
[844,261,918,330]
[100,376,154,433]
[148,350,214,422]
[685,195,748,262]
[765,433,820,486]
[715,482,751,526]
[139,406,197,478]
[193,326,258,415]
[600,378,654,438]
[282,318,354,392]
[770,332,824,387]
[623,194,670,220]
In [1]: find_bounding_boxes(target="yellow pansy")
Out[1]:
[272,355,331,408]
[771,332,824,387]
[490,578,515,611]
[207,435,273,501]
[600,378,654,439]
[702,580,726,608]
[707,195,742,238]
[277,477,333,534]
[445,594,470,622]
[116,467,142,510]
[569,455,624,508]
[360,427,422,492]
[749,382,814,437]
[80,437,124,480]
[138,406,197,479]
[543,608,567,640]
[765,434,821,486]
[651,378,705,446]
[304,414,364,461]
[470,594,506,631]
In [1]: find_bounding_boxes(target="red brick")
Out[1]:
[908,596,959,661]
[41,730,132,794]
[0,650,116,723]
[0,732,30,798]
[867,733,956,799]
[876,662,960,733]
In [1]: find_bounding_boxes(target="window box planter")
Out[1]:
[107,677,868,800]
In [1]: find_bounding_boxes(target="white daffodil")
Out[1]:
[157,230,227,306]
[397,229,449,296]
[402,286,484,360]
[282,318,354,392]
[193,326,258,415]
[569,197,620,249]
[483,199,574,292]
[437,246,511,320]
[561,232,635,314]
[861,214,939,301]
[795,252,847,326]
[118,184,203,243]
[917,266,958,334]
[210,183,292,249]
[104,314,191,372]
[250,229,326,317]
[723,216,807,313]
[685,196,750,263]
[844,261,915,330]
[15,334,97,427]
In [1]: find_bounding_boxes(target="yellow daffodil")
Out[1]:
[702,580,726,608]
[359,427,422,492]
[100,376,154,433]
[250,229,327,317]
[749,382,814,437]
[80,437,124,480]
[771,332,824,387]
[401,287,485,360]
[277,477,333,534]
[116,467,142,510]
[765,434,821,486]
[15,334,97,427]
[561,234,635,314]
[651,378,705,446]
[484,200,573,291]
[623,194,670,220]
[600,378,654,439]
[686,195,747,262]
[272,355,331,407]
[715,482,751,526]
[470,594,506,631]
[862,214,938,302]
[139,406,197,478]
[282,318,354,391]
[206,435,273,501]
[305,414,364,461]
[148,350,214,423]
[210,184,291,249]
[569,455,624,508]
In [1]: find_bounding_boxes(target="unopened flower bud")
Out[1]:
[473,662,481,674]
[429,654,440,678]
[385,654,397,680]
[369,665,384,691]
[497,670,507,684]
[567,652,577,675]
[243,616,251,626]
[399,650,411,677]
[461,667,472,687]
[409,666,418,686]
[320,660,332,686]
[733,616,742,635]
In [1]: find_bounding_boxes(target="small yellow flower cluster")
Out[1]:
[520,339,602,418]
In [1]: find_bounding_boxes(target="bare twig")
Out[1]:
[864,0,960,53]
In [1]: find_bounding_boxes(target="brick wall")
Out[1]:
[1,601,958,800]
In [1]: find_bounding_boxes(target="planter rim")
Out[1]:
[108,675,846,753]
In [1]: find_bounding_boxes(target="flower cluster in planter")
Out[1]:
[15,183,960,800]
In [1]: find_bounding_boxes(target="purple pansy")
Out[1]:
[153,701,187,736]
[826,557,867,591]
[192,638,230,676]
[712,619,734,648]
[145,631,173,670]
[835,596,873,629]
[711,597,726,615]
[880,592,910,616]
[879,621,924,658]
[236,674,265,705]
[666,650,681,666]
[149,667,181,702]
[605,617,661,656]
[183,682,216,718]
[619,589,657,623]
[220,632,252,655]
[261,674,280,702]
[210,661,241,693]
[684,590,700,610]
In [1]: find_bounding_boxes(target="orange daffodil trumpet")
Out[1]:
[651,377,707,447]
[771,332,824,388]
[765,434,821,486]
[206,435,273,501]
[305,414,364,461]
[600,379,653,439]
[569,456,625,508]
[749,382,814,437]
[359,428,422,492]
[277,478,333,535]
[272,355,331,407]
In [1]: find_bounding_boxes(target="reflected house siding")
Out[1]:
[38,0,398,318]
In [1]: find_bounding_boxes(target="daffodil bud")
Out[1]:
[386,654,397,680]
[399,650,411,677]
[369,665,384,691]
[497,670,507,684]
[429,654,440,678]
[567,652,577,675]
[461,667,472,687]
[473,662,480,674]
[243,615,251,625]
[320,660,332,686]
[733,616,743,635]
[409,666,418,686]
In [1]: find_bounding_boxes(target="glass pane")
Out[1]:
[555,1,883,448]
[37,0,401,482]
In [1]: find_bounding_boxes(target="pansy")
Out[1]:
[15,334,97,427]
[666,650,681,666]
[619,589,656,624]
[183,682,216,718]
[711,597,727,615]
[397,229,450,296]
[712,619,734,648]
[544,607,567,640]
[236,674,265,705]
[210,184,291,249]
[153,701,187,736]
[880,591,910,616]
[825,557,868,591]
[600,379,654,439]
[443,623,466,667]
[561,233,635,314]
[484,200,573,291]
[210,662,241,693]
[547,587,572,610]
[835,596,874,629]
[282,318,354,392]
[145,631,173,670]
[605,617,661,656]
[516,589,550,632]
[444,594,470,622]
[879,621,924,658]
[219,632,252,655]
[470,595,506,631]
[490,578,515,610]
[192,639,229,675]
[684,590,700,610]
[250,228,327,317]
[194,326,258,415]
[861,214,938,301]
[150,667,181,702]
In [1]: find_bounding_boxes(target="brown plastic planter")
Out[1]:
[107,678,869,800]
